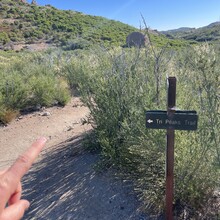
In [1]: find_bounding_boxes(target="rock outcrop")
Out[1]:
[126,32,146,48]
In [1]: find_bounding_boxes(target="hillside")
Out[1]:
[0,0,138,50]
[0,0,190,51]
[162,22,220,42]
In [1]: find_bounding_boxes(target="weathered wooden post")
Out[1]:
[146,76,198,220]
[166,77,176,220]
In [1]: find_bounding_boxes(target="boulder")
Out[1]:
[126,32,146,48]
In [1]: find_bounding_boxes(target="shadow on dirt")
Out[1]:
[22,135,149,220]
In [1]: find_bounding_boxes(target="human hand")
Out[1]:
[0,137,47,220]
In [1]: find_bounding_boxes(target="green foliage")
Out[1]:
[163,22,220,43]
[0,73,30,109]
[0,0,137,49]
[150,34,191,49]
[65,44,219,218]
[176,44,220,165]
[0,32,10,45]
[0,51,71,123]
[65,46,169,210]
[62,38,91,50]
[0,3,219,215]
[0,0,192,51]
[169,44,220,218]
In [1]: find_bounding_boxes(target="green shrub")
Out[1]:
[0,32,10,45]
[66,46,170,210]
[30,74,57,106]
[61,38,91,50]
[54,86,71,106]
[0,107,19,124]
[171,43,220,218]
[0,42,218,218]
[66,45,219,218]
[0,72,30,109]
[24,56,71,107]
[0,51,71,123]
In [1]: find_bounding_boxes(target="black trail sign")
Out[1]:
[146,77,198,220]
[146,110,198,130]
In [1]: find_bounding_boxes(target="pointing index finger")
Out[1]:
[0,137,47,212]
[8,137,47,181]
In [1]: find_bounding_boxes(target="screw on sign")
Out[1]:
[146,77,198,220]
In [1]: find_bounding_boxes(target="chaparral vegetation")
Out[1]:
[0,0,219,219]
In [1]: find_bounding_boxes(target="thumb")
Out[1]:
[0,200,30,220]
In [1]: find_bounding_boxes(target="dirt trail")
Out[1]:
[0,97,90,169]
[0,97,149,220]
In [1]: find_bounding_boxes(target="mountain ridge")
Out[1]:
[161,21,220,42]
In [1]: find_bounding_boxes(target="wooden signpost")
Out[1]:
[146,77,198,220]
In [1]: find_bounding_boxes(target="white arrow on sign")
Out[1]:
[147,119,153,124]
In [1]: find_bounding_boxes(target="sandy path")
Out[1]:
[0,97,149,220]
[0,97,91,169]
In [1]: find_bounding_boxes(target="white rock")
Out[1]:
[42,112,51,116]
[40,107,46,112]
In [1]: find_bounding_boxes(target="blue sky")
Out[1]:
[27,0,220,31]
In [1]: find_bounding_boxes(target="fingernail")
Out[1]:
[38,137,47,143]
[25,201,30,210]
